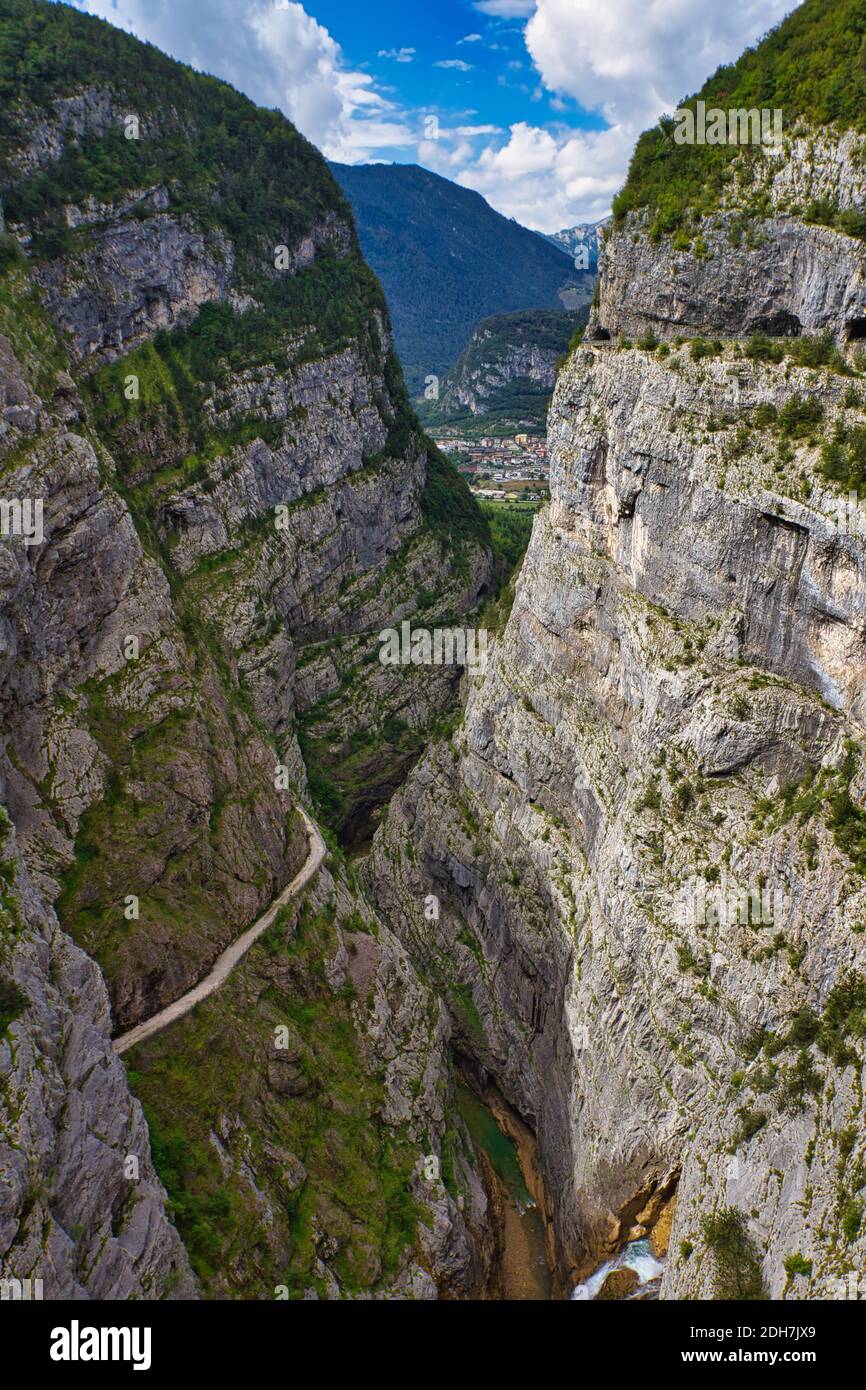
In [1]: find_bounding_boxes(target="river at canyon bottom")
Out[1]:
[456,1082,553,1300]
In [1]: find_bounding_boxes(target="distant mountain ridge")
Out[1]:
[420,307,585,428]
[543,219,609,271]
[330,161,589,393]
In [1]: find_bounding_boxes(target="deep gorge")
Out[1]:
[3,0,866,1306]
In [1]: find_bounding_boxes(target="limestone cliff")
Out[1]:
[0,802,196,1298]
[366,49,866,1301]
[590,133,866,345]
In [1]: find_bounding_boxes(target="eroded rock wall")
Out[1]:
[1,3,491,1299]
[368,169,866,1300]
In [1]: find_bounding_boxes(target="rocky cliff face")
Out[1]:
[1,0,492,1300]
[442,338,559,418]
[0,803,196,1298]
[367,127,866,1298]
[0,318,309,1032]
[591,131,866,345]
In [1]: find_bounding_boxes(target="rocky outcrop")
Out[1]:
[591,210,866,344]
[438,340,561,418]
[0,803,196,1299]
[33,209,235,362]
[591,134,866,345]
[7,86,121,177]
[451,342,557,416]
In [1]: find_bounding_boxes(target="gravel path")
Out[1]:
[112,809,326,1055]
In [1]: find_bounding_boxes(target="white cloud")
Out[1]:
[378,47,416,63]
[525,0,798,128]
[455,120,633,230]
[73,0,414,163]
[458,34,484,44]
[434,60,474,72]
[453,0,800,230]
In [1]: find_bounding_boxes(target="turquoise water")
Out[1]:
[456,1082,552,1298]
[456,1083,535,1210]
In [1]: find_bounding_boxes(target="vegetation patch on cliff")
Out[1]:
[701,1207,767,1299]
[126,896,425,1296]
[612,0,866,239]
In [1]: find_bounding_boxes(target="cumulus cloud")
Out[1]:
[74,0,414,162]
[453,0,800,230]
[434,60,474,72]
[525,0,797,127]
[454,120,633,229]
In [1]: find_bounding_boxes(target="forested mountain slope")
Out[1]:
[330,160,585,392]
[420,308,584,427]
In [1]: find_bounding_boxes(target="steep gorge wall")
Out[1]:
[368,136,866,1299]
[1,0,491,1299]
[0,805,196,1298]
[590,131,866,345]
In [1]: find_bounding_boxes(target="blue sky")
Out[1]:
[69,1,800,232]
[306,0,607,144]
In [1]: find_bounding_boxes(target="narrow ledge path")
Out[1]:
[112,808,326,1056]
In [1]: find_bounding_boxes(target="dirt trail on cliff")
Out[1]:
[113,809,326,1055]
